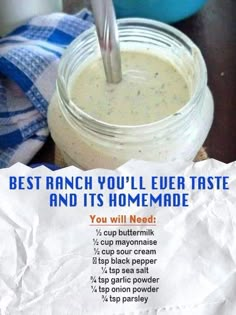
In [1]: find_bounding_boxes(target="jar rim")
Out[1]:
[57,18,207,131]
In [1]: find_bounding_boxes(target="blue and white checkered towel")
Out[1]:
[0,9,93,168]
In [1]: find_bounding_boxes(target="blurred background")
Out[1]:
[0,0,235,164]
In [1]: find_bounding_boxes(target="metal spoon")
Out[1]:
[90,0,122,84]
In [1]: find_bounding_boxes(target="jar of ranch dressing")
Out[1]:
[48,18,214,170]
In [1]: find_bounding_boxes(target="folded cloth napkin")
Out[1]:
[0,9,93,168]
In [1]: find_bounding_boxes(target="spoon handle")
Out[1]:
[90,0,122,84]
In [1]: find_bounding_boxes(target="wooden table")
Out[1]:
[32,0,236,164]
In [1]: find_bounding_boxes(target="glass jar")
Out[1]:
[48,18,214,170]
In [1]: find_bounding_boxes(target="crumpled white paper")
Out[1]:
[0,159,235,315]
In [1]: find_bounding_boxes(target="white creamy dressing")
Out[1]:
[69,51,190,125]
[48,48,213,169]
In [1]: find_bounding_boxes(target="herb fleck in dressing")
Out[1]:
[69,51,190,125]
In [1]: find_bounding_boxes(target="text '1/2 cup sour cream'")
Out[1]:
[48,19,214,169]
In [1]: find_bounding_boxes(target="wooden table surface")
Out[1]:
[32,0,236,165]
